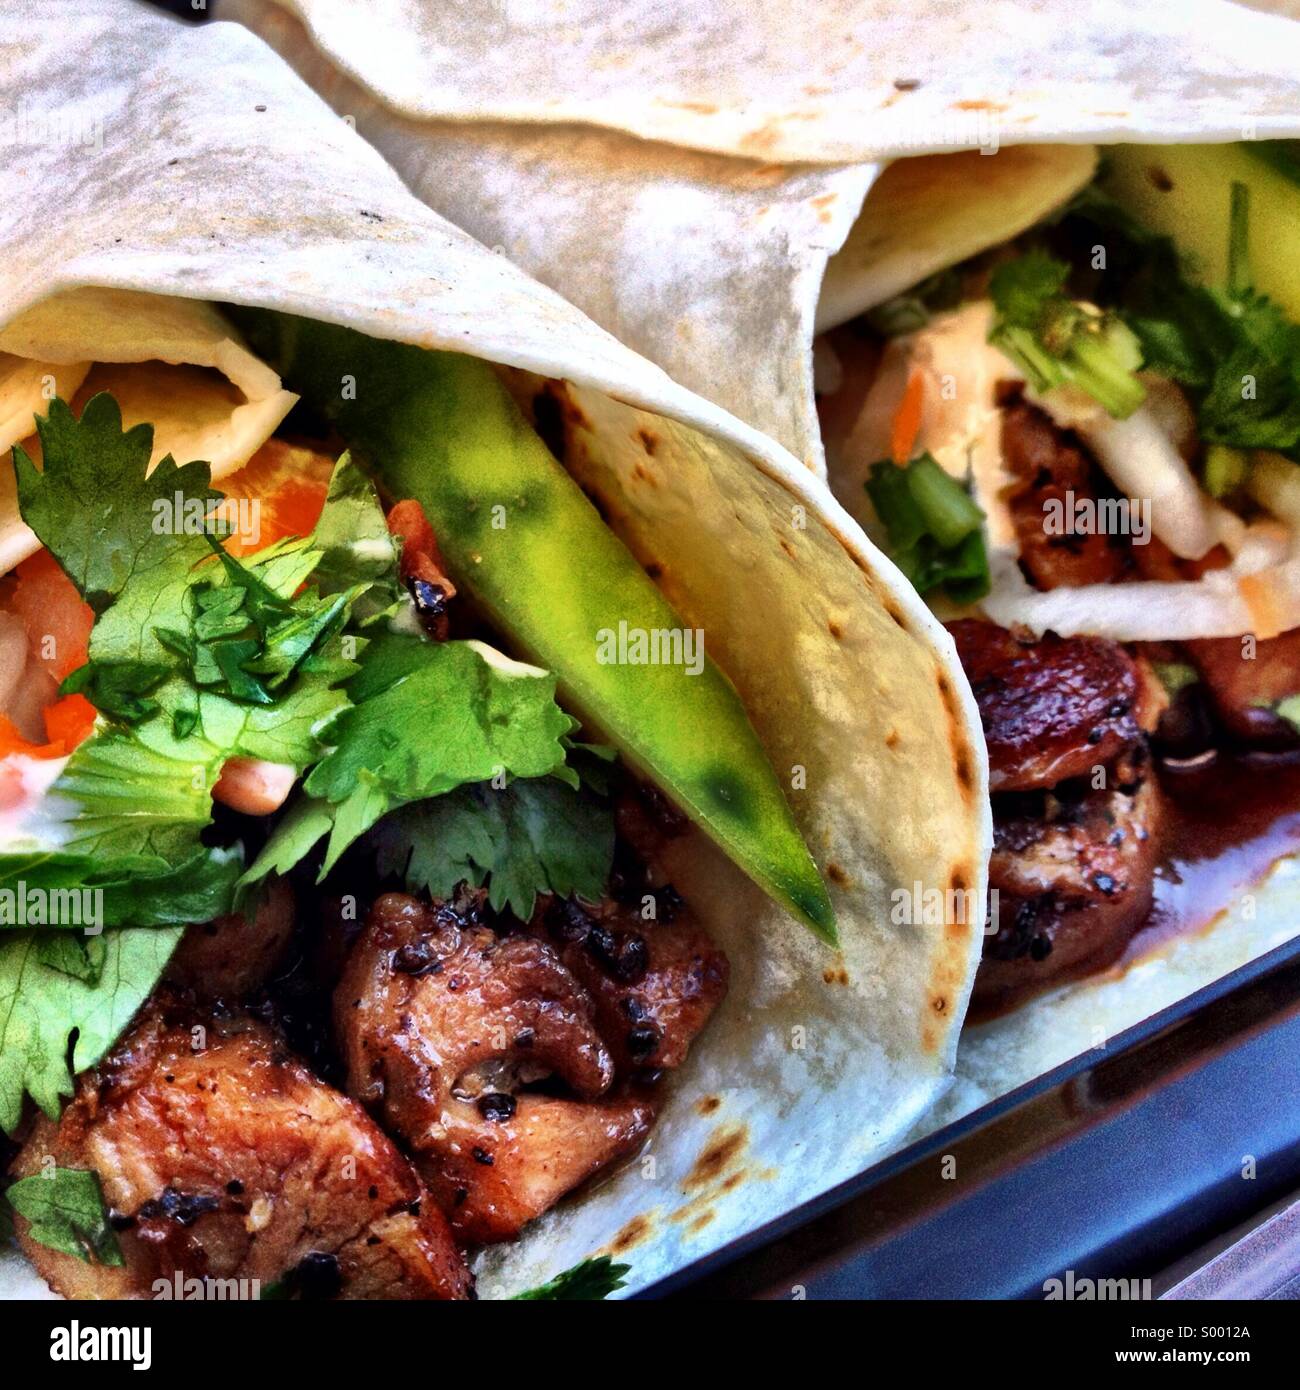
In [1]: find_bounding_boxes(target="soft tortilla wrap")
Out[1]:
[0,289,296,572]
[223,0,1300,470]
[217,0,1300,1139]
[0,0,987,1297]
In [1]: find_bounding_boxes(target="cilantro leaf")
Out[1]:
[512,1256,630,1300]
[0,926,182,1131]
[5,1168,123,1266]
[307,451,406,623]
[371,776,614,918]
[0,848,240,931]
[304,640,576,872]
[241,640,577,890]
[13,393,220,614]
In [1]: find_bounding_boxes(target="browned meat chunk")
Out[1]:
[165,877,295,999]
[1131,535,1231,583]
[12,998,471,1300]
[949,619,1149,791]
[1000,396,1131,591]
[531,894,728,1074]
[975,771,1165,1012]
[1185,629,1300,747]
[949,619,1167,1010]
[335,893,654,1245]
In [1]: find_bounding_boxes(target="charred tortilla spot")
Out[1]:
[686,1124,747,1190]
[934,664,977,805]
[607,1212,655,1254]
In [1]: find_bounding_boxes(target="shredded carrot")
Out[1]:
[43,693,97,749]
[1239,573,1287,643]
[220,439,333,556]
[890,370,926,467]
[0,693,98,761]
[11,549,93,680]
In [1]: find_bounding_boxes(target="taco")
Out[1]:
[220,0,1300,1116]
[823,142,1300,1015]
[0,1,986,1299]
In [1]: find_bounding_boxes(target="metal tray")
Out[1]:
[644,932,1300,1299]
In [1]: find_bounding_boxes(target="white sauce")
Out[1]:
[0,753,76,851]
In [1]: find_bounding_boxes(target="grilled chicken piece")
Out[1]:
[976,768,1165,1011]
[1185,629,1300,747]
[12,998,471,1300]
[165,877,296,999]
[1000,396,1131,591]
[532,894,728,1074]
[949,619,1152,791]
[949,619,1167,1010]
[335,893,654,1245]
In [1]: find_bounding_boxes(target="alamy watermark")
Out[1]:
[0,882,102,934]
[890,881,998,931]
[596,621,705,676]
[1043,490,1151,546]
[0,98,103,153]
[1043,1269,1152,1300]
[152,493,262,550]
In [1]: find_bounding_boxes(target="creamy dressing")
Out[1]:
[840,302,1300,641]
[465,639,548,680]
[0,753,76,851]
[843,300,1022,552]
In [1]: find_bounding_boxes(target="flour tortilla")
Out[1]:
[216,0,1300,1160]
[221,0,1300,471]
[0,0,987,1298]
[0,288,296,572]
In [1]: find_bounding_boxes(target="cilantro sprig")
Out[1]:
[988,249,1147,419]
[240,635,582,893]
[512,1255,630,1300]
[1045,182,1300,451]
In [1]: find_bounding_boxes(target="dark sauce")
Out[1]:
[973,749,1300,1024]
[1123,749,1300,966]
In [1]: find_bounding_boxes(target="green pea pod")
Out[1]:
[234,310,836,943]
